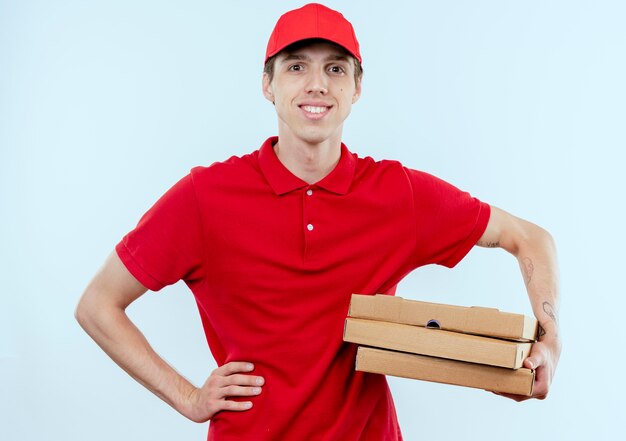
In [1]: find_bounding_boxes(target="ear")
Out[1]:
[262,73,275,103]
[352,78,362,104]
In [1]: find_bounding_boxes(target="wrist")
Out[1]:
[172,378,200,420]
[538,320,558,337]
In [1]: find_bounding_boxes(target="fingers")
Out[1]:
[214,361,255,376]
[221,384,263,399]
[222,373,265,387]
[210,362,264,413]
[523,354,543,371]
[187,361,264,422]
[524,342,546,370]
[211,363,265,394]
[209,361,264,403]
[524,343,551,398]
[489,338,559,402]
[529,364,549,398]
[221,400,254,411]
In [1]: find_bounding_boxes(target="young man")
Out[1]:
[76,3,561,440]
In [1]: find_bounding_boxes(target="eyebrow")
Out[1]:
[281,53,350,63]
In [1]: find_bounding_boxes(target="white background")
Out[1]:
[1,1,625,439]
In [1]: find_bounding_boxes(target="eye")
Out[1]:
[288,64,304,72]
[328,65,345,74]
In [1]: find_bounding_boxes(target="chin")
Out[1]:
[299,134,329,144]
[296,127,340,145]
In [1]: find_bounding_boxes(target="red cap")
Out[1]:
[265,3,361,63]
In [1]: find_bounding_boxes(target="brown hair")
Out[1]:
[263,39,363,85]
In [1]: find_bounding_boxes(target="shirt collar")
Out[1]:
[258,136,357,196]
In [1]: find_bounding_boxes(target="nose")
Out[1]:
[305,67,328,95]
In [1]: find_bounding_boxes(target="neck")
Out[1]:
[273,131,343,185]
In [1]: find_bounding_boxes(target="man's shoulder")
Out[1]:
[354,154,427,181]
[352,153,451,194]
[355,153,401,171]
[189,150,261,182]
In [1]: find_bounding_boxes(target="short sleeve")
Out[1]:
[406,168,491,268]
[115,173,204,291]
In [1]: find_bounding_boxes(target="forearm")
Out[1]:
[478,207,561,399]
[513,224,560,337]
[76,296,195,418]
[481,207,560,335]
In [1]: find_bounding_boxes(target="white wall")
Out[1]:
[1,1,624,439]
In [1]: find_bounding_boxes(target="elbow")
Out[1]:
[502,216,555,258]
[491,207,556,257]
[74,288,107,333]
[75,285,131,339]
[515,221,556,257]
[531,223,556,250]
[74,293,93,331]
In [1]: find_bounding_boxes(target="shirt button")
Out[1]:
[306,189,313,196]
[307,224,314,231]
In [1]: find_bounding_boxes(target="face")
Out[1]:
[262,42,362,146]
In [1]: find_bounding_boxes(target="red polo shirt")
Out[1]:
[116,136,490,441]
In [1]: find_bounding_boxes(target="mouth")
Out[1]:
[299,104,332,120]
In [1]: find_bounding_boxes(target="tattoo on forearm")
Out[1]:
[482,241,500,248]
[543,301,558,324]
[538,325,546,338]
[521,257,534,285]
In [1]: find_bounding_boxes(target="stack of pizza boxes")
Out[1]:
[343,294,538,396]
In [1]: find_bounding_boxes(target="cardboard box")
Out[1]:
[344,318,532,369]
[349,294,538,342]
[356,346,534,396]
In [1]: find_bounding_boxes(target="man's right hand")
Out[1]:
[76,253,264,424]
[184,362,264,423]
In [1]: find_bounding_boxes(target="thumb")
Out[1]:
[524,349,544,370]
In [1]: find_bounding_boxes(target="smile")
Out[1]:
[299,104,332,120]
[301,105,329,114]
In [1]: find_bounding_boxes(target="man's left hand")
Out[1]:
[493,331,562,401]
